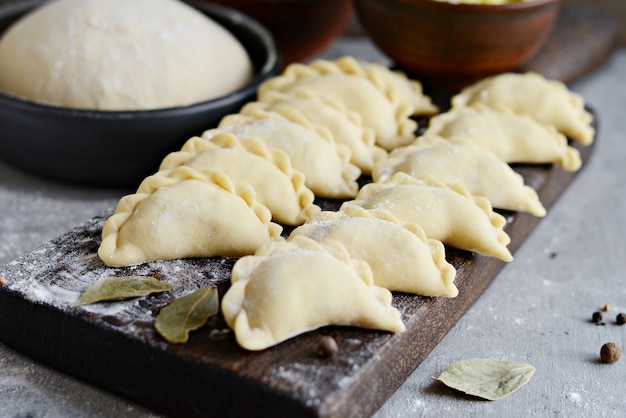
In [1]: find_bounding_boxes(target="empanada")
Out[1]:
[343,173,513,261]
[158,133,320,225]
[452,72,594,145]
[424,106,582,171]
[98,167,282,267]
[242,90,386,174]
[221,236,405,350]
[289,205,458,297]
[373,136,546,217]
[257,56,420,150]
[207,108,360,199]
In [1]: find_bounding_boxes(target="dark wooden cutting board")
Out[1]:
[0,125,595,418]
[0,3,613,417]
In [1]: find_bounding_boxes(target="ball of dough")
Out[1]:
[0,0,254,110]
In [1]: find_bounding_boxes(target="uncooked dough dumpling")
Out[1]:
[158,133,321,226]
[222,236,405,351]
[424,106,582,171]
[289,205,458,297]
[209,108,361,199]
[343,173,513,262]
[0,0,254,110]
[257,56,425,151]
[98,166,282,267]
[373,136,547,217]
[242,91,387,174]
[451,72,594,145]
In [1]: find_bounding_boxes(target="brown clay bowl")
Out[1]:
[204,0,353,65]
[354,0,561,87]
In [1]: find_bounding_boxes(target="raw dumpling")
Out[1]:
[221,236,405,351]
[257,56,419,150]
[343,173,513,262]
[242,90,386,174]
[158,133,320,225]
[424,106,582,171]
[358,59,438,116]
[289,205,458,297]
[451,72,594,145]
[98,167,282,267]
[373,136,546,217]
[208,109,360,199]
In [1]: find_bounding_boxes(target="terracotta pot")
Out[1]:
[206,0,353,65]
[355,0,561,86]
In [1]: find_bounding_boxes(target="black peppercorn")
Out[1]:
[616,313,626,325]
[592,311,603,323]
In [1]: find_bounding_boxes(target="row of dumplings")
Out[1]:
[98,56,437,266]
[97,57,593,351]
[222,70,593,350]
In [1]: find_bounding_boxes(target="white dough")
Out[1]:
[0,0,254,110]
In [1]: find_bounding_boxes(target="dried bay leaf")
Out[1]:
[72,276,173,306]
[434,358,536,401]
[155,286,219,344]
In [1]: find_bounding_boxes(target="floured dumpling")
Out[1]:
[373,136,546,217]
[158,133,320,225]
[242,90,386,174]
[358,60,438,116]
[98,167,282,267]
[257,56,420,150]
[221,236,405,351]
[452,72,594,145]
[424,106,582,171]
[343,173,513,262]
[289,205,458,297]
[208,109,360,199]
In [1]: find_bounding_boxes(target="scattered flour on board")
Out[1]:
[0,215,234,342]
[566,392,583,407]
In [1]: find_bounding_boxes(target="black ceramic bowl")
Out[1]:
[0,0,281,188]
